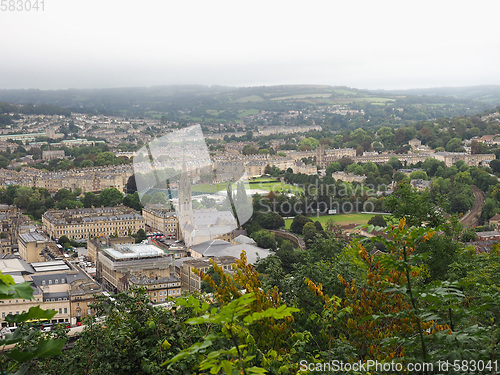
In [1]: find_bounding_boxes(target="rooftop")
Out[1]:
[102,243,165,260]
[31,260,70,272]
[19,232,48,243]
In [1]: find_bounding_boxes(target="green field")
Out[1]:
[237,109,260,117]
[206,109,225,116]
[353,97,395,103]
[192,182,231,194]
[251,181,302,194]
[234,95,265,103]
[191,179,303,195]
[248,178,303,193]
[284,213,376,230]
[271,93,332,101]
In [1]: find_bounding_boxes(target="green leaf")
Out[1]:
[220,360,233,374]
[0,273,16,286]
[5,305,57,324]
[247,366,268,374]
[7,338,66,363]
[243,305,299,325]
[12,282,36,300]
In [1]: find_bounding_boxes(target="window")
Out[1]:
[58,308,62,314]
[48,280,52,285]
[55,279,58,284]
[153,292,157,297]
[64,308,67,314]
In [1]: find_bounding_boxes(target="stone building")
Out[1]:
[142,206,178,238]
[0,257,101,328]
[87,236,135,263]
[17,232,55,263]
[96,242,178,298]
[42,206,144,240]
[42,150,65,161]
[0,205,31,255]
[178,256,236,293]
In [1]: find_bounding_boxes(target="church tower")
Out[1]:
[177,157,194,245]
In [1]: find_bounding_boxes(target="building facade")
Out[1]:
[179,256,236,293]
[42,206,144,240]
[0,258,101,327]
[96,243,176,295]
[17,232,55,263]
[0,205,31,255]
[87,236,135,263]
[142,206,178,238]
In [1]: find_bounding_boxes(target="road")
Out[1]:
[460,186,485,228]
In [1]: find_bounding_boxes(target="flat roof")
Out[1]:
[102,243,164,259]
[19,232,47,242]
[31,260,70,272]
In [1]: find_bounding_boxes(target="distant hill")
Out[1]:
[0,84,394,116]
[373,85,500,106]
[0,84,491,122]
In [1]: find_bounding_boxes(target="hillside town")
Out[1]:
[1,95,500,375]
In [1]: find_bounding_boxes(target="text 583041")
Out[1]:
[1,0,44,11]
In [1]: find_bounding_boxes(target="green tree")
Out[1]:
[83,192,98,208]
[445,137,465,152]
[36,288,204,375]
[290,214,312,234]
[98,188,124,207]
[251,230,277,250]
[56,199,83,210]
[134,228,147,243]
[0,272,65,374]
[384,181,444,227]
[80,159,94,168]
[54,189,75,202]
[367,214,387,227]
[123,192,142,211]
[95,151,116,166]
[409,170,428,180]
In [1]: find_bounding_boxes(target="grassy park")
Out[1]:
[284,213,377,230]
[191,178,303,195]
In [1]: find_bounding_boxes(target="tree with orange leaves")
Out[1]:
[192,250,311,373]
[306,218,454,371]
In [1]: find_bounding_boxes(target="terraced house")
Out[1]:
[42,206,144,240]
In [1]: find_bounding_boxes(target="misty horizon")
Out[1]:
[1,0,500,91]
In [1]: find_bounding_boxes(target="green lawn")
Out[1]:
[234,95,265,103]
[192,182,231,194]
[191,180,303,195]
[271,93,332,101]
[237,109,260,118]
[284,213,376,230]
[250,180,303,194]
[206,109,225,116]
[249,177,276,182]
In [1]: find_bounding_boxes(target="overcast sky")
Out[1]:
[1,0,500,90]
